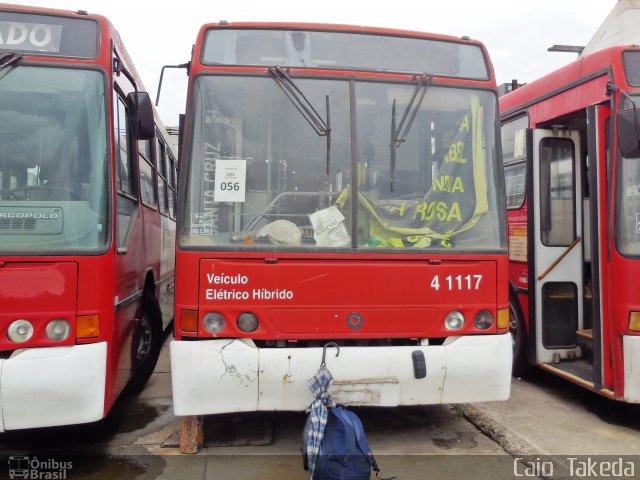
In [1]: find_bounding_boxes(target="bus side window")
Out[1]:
[156,137,169,216]
[501,117,528,210]
[540,137,575,246]
[114,93,139,250]
[167,152,177,219]
[138,138,158,208]
[114,95,136,196]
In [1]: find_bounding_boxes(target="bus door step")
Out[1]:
[576,329,593,362]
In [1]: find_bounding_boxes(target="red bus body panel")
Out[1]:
[500,45,640,401]
[172,22,510,413]
[0,4,176,429]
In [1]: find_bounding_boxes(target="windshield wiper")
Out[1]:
[0,52,23,69]
[389,74,432,191]
[268,66,332,174]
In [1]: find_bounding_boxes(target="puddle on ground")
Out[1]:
[353,405,458,432]
[432,430,478,450]
[0,402,170,454]
[55,455,166,480]
[112,403,171,434]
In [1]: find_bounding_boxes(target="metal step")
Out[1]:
[576,329,593,363]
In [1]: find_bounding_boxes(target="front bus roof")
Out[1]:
[500,45,639,120]
[194,22,493,82]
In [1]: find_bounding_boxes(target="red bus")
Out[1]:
[172,22,511,417]
[0,4,178,430]
[501,45,640,402]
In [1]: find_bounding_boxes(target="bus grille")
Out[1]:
[0,218,37,232]
[0,207,63,234]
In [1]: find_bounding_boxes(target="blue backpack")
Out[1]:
[303,405,393,480]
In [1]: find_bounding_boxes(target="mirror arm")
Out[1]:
[156,63,191,106]
[610,82,640,157]
[608,82,639,132]
[113,57,138,95]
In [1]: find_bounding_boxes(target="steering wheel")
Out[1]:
[5,185,81,201]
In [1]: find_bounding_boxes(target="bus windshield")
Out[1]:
[181,75,504,251]
[0,66,109,253]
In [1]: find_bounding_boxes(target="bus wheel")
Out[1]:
[127,292,163,394]
[510,290,529,378]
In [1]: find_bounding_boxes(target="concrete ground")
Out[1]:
[4,337,640,479]
[464,370,640,479]
[465,371,640,457]
[144,339,640,455]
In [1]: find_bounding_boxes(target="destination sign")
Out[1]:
[0,12,98,58]
[0,21,62,53]
[202,28,489,79]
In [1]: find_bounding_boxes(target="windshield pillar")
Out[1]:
[349,79,358,249]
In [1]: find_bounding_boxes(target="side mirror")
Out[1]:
[127,92,155,140]
[617,107,640,158]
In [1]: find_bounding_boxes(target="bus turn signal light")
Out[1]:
[76,315,100,339]
[497,308,509,330]
[629,312,640,332]
[180,309,198,332]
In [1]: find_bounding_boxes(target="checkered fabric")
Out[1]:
[305,365,336,477]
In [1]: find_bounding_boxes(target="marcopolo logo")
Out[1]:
[8,456,72,480]
[0,212,59,219]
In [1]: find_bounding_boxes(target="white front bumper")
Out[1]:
[171,334,512,416]
[623,335,640,403]
[0,342,107,431]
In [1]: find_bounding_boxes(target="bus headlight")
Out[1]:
[474,310,494,330]
[7,319,34,343]
[237,312,259,333]
[444,311,465,330]
[46,319,71,342]
[203,312,226,333]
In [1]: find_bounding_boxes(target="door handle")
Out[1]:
[537,236,581,281]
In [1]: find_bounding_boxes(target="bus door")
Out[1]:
[530,129,584,365]
[586,104,611,391]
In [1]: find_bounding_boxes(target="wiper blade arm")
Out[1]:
[269,66,332,173]
[390,99,397,191]
[0,52,23,69]
[389,74,431,190]
[269,66,330,135]
[392,74,432,147]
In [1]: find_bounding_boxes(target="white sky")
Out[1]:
[5,0,619,126]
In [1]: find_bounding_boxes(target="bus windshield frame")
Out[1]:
[179,73,505,253]
[0,64,110,255]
